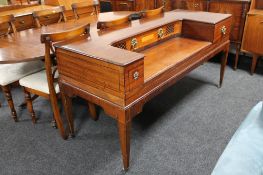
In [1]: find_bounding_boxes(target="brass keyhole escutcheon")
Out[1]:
[221,26,227,35]
[133,71,139,80]
[158,28,164,39]
[131,38,138,50]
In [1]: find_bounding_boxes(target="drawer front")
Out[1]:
[209,1,249,42]
[256,1,263,9]
[174,0,207,11]
[125,61,144,92]
[113,21,182,51]
[38,13,61,26]
[209,2,243,16]
[114,0,135,11]
[14,15,34,31]
[214,17,232,43]
[0,23,9,36]
[242,14,263,55]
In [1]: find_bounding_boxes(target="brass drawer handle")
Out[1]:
[131,38,138,50]
[157,28,164,38]
[45,16,50,19]
[221,25,227,35]
[19,20,25,25]
[194,3,199,8]
[119,2,128,6]
[133,71,139,80]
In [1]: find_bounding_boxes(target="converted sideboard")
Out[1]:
[55,10,232,170]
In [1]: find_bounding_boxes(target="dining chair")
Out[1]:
[0,15,44,122]
[141,6,164,18]
[71,0,99,20]
[97,15,131,30]
[32,6,67,28]
[0,14,16,36]
[19,24,97,139]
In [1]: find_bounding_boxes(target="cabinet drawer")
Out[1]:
[114,0,134,11]
[242,14,263,54]
[209,2,244,16]
[0,23,9,36]
[38,13,61,26]
[182,17,232,43]
[14,15,34,31]
[175,0,207,11]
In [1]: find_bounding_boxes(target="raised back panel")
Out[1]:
[112,21,182,51]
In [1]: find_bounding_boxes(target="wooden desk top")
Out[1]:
[58,10,231,66]
[0,5,55,17]
[0,11,133,64]
[0,11,230,64]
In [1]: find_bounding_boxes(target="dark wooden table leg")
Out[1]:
[251,54,259,75]
[2,85,18,122]
[60,87,74,137]
[118,111,131,171]
[234,43,240,70]
[88,102,98,121]
[219,47,229,88]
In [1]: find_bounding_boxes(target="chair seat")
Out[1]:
[212,101,263,175]
[19,69,60,94]
[0,60,44,86]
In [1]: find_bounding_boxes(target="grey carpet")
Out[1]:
[0,54,262,175]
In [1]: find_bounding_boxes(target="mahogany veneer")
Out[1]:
[241,0,263,74]
[55,11,232,170]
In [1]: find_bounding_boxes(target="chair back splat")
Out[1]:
[97,15,131,30]
[71,0,99,20]
[0,14,17,36]
[141,6,164,18]
[32,6,67,28]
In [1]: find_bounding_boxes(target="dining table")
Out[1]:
[0,11,134,139]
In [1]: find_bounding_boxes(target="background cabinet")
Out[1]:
[173,0,207,11]
[241,0,263,74]
[172,0,250,69]
[208,0,250,69]
[108,0,174,11]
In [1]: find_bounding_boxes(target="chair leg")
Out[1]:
[1,85,18,122]
[251,54,259,75]
[51,116,57,129]
[23,88,37,124]
[88,102,98,121]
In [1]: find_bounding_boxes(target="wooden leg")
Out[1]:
[49,93,67,139]
[118,117,131,171]
[23,88,37,124]
[234,43,240,70]
[88,102,98,121]
[2,85,18,122]
[219,48,229,88]
[251,54,259,75]
[51,116,57,129]
[61,90,74,137]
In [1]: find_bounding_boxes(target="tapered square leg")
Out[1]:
[251,54,259,75]
[118,120,131,171]
[234,43,240,70]
[219,48,229,88]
